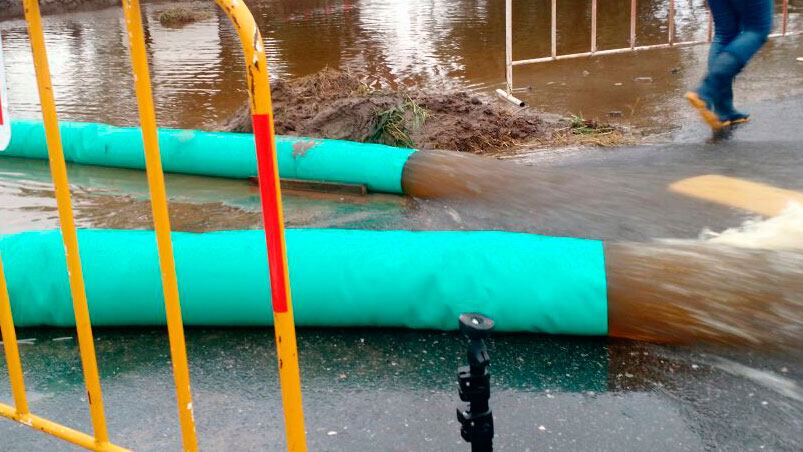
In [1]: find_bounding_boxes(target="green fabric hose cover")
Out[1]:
[2,120,415,194]
[0,229,608,334]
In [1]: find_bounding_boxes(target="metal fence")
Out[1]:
[0,1,307,450]
[501,0,801,104]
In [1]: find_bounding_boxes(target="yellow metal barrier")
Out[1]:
[3,0,118,450]
[211,1,308,448]
[1,258,127,452]
[120,0,199,449]
[0,258,27,419]
[1,0,307,450]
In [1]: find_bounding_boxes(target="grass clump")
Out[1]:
[567,114,616,135]
[158,7,212,27]
[553,114,634,147]
[370,97,429,148]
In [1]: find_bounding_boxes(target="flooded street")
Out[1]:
[1,1,803,451]
[0,0,801,131]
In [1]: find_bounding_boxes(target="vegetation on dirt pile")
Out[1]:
[553,114,635,147]
[158,6,212,27]
[371,97,429,148]
[221,69,631,154]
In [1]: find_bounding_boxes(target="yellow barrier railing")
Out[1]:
[120,0,199,448]
[1,1,307,450]
[3,0,116,449]
[208,2,308,449]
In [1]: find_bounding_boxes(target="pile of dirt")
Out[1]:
[157,5,213,27]
[220,69,552,154]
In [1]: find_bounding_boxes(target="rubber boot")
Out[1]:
[717,83,750,125]
[686,51,744,130]
[707,42,749,124]
[685,92,727,130]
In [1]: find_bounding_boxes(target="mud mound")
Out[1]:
[157,6,213,28]
[220,69,549,154]
[409,92,544,154]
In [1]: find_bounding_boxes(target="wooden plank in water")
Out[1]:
[669,175,803,217]
[249,177,368,196]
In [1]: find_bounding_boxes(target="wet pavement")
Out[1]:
[2,95,802,451]
[3,329,800,452]
[496,95,803,241]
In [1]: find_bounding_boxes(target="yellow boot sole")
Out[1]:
[685,91,729,130]
[727,116,751,126]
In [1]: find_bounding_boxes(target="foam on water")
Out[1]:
[608,202,803,351]
[703,203,803,251]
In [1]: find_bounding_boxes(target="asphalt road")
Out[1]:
[413,95,803,242]
[1,96,802,451]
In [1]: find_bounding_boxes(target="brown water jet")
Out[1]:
[607,241,803,351]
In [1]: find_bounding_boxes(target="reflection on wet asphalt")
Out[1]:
[1,329,801,451]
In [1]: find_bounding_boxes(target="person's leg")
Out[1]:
[707,0,740,75]
[723,0,773,63]
[707,0,748,121]
[709,0,773,122]
[687,0,741,129]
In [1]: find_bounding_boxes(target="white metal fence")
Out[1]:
[501,0,800,105]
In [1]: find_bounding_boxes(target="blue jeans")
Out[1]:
[707,0,773,67]
[701,0,773,118]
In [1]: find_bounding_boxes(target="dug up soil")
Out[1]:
[220,69,630,155]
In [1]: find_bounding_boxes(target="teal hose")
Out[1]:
[2,120,415,194]
[0,229,608,334]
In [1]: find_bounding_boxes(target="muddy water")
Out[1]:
[0,156,415,235]
[607,240,803,351]
[0,0,801,131]
[3,148,803,352]
[404,148,803,352]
